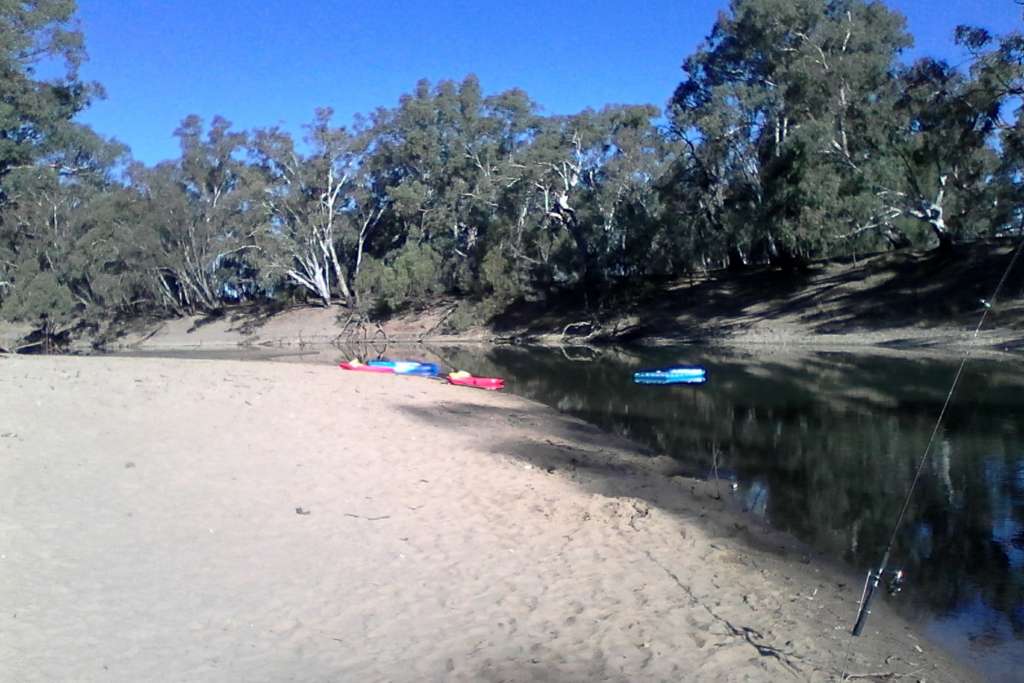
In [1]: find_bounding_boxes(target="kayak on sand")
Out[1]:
[447,371,505,390]
[633,365,707,385]
[340,360,501,388]
[339,360,394,373]
[367,359,441,376]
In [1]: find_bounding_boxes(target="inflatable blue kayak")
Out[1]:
[633,365,707,385]
[368,359,441,376]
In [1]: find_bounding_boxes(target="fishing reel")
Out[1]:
[885,569,904,596]
[852,568,905,636]
[864,568,905,597]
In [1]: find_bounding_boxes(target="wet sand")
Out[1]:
[0,355,978,682]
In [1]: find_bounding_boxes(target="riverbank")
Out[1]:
[493,240,1024,352]
[10,239,1011,356]
[1,355,978,681]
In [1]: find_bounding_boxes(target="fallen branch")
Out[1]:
[643,549,803,676]
[14,340,44,352]
[343,513,391,521]
[723,622,801,673]
[561,320,602,342]
[841,672,918,681]
[421,304,459,340]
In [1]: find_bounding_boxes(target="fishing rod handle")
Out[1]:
[851,570,880,636]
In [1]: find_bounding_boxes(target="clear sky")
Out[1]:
[71,0,1022,165]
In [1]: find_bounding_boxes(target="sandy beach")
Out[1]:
[1,355,978,682]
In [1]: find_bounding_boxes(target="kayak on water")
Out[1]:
[339,360,395,373]
[367,359,441,376]
[447,370,505,390]
[633,365,707,385]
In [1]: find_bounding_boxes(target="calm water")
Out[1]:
[417,344,1022,682]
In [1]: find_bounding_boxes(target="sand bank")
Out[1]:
[0,355,976,682]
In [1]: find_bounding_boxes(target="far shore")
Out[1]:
[3,241,1023,358]
[1,354,980,682]
[2,303,1018,361]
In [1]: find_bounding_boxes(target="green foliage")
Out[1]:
[2,0,1023,336]
[0,0,99,182]
[479,247,522,304]
[442,301,488,334]
[250,109,368,305]
[355,243,443,311]
[668,0,919,267]
[125,116,262,314]
[0,266,75,330]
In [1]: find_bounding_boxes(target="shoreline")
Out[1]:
[3,240,1022,358]
[1,354,980,681]
[15,315,1019,364]
[42,302,1024,360]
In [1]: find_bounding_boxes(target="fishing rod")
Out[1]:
[850,236,1024,636]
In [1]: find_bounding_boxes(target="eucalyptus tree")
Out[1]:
[668,0,800,268]
[570,105,671,281]
[357,76,545,306]
[129,116,261,314]
[757,0,913,257]
[0,162,78,333]
[353,77,672,305]
[523,115,592,283]
[955,22,1024,238]
[251,109,371,306]
[883,59,1002,251]
[668,0,914,266]
[519,106,670,286]
[354,79,456,304]
[67,181,163,317]
[0,0,99,184]
[433,83,544,303]
[662,109,758,272]
[0,0,102,324]
[0,127,131,334]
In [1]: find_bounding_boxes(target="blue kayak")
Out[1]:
[633,365,707,385]
[368,359,441,376]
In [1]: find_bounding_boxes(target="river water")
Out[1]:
[415,343,1022,682]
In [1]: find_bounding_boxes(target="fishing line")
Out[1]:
[850,235,1024,637]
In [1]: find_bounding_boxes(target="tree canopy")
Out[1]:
[2,0,1022,339]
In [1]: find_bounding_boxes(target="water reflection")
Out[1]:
[426,344,1023,679]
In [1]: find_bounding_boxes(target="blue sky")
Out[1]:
[72,0,1022,165]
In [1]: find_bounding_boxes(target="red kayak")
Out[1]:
[339,360,394,373]
[447,371,505,390]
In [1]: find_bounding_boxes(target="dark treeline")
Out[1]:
[2,0,1023,341]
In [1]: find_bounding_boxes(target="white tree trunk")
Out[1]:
[286,248,332,306]
[322,166,351,303]
[908,175,953,249]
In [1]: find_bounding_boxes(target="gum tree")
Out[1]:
[667,0,915,266]
[129,116,261,314]
[252,110,368,306]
